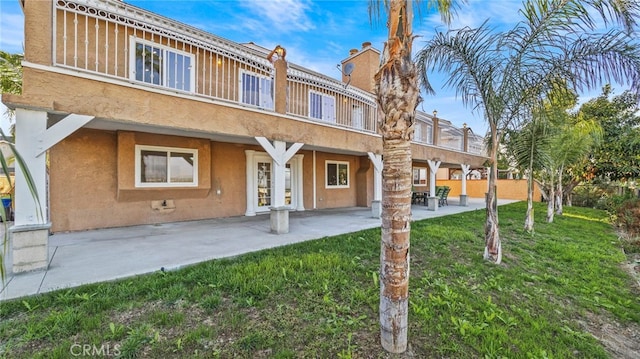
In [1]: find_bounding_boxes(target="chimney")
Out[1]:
[340,41,380,93]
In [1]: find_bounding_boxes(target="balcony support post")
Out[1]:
[255,137,303,234]
[427,159,441,211]
[10,109,93,273]
[460,164,471,206]
[367,152,382,218]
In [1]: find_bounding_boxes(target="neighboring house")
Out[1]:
[2,0,488,273]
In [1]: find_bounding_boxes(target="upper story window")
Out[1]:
[352,105,364,129]
[310,91,336,122]
[129,37,195,92]
[135,145,198,187]
[415,123,423,142]
[326,161,349,188]
[240,70,274,109]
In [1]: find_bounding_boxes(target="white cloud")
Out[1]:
[238,0,315,33]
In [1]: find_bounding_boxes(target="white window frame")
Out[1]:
[413,167,427,186]
[352,104,364,129]
[309,90,336,122]
[414,123,423,142]
[325,160,349,189]
[239,69,274,109]
[129,37,195,92]
[135,145,198,188]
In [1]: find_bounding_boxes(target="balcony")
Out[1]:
[51,0,484,156]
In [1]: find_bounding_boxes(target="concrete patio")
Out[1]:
[1,197,516,301]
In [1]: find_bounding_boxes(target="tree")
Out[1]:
[0,51,22,127]
[416,0,640,263]
[578,85,640,183]
[535,110,602,222]
[504,109,552,232]
[370,0,458,353]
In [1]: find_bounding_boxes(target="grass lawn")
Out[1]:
[1,202,639,358]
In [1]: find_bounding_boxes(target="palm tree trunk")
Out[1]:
[375,0,419,353]
[546,175,555,223]
[484,128,501,264]
[379,139,412,352]
[524,141,536,232]
[565,180,579,207]
[524,171,534,232]
[555,167,563,215]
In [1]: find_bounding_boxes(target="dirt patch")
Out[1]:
[577,311,640,359]
[574,251,640,359]
[623,253,640,292]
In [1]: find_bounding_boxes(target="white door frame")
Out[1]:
[244,150,304,216]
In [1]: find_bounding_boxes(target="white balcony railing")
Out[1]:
[51,0,484,155]
[53,0,379,132]
[439,121,464,151]
[287,66,378,132]
[414,112,434,145]
[468,133,486,155]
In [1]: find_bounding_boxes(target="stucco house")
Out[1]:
[2,0,488,273]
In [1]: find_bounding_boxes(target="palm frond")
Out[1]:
[416,21,502,119]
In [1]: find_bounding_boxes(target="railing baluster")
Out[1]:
[62,8,67,66]
[114,23,118,76]
[73,12,78,67]
[84,13,88,70]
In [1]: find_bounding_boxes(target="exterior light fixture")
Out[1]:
[267,45,287,62]
[433,110,438,118]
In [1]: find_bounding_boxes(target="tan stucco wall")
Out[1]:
[437,179,542,201]
[23,0,53,65]
[341,45,380,93]
[49,128,375,232]
[50,129,248,232]
[116,131,212,201]
[15,68,384,154]
[313,152,361,209]
[9,67,488,170]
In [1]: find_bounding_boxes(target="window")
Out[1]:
[414,123,423,142]
[135,145,198,187]
[240,70,274,109]
[326,161,349,188]
[129,37,195,92]
[413,167,427,186]
[310,91,336,122]
[352,105,363,129]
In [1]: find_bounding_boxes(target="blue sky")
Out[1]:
[0,0,630,135]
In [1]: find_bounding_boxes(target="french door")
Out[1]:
[245,151,304,215]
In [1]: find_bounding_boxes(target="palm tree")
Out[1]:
[537,115,602,222]
[416,0,640,264]
[504,110,552,232]
[370,0,459,353]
